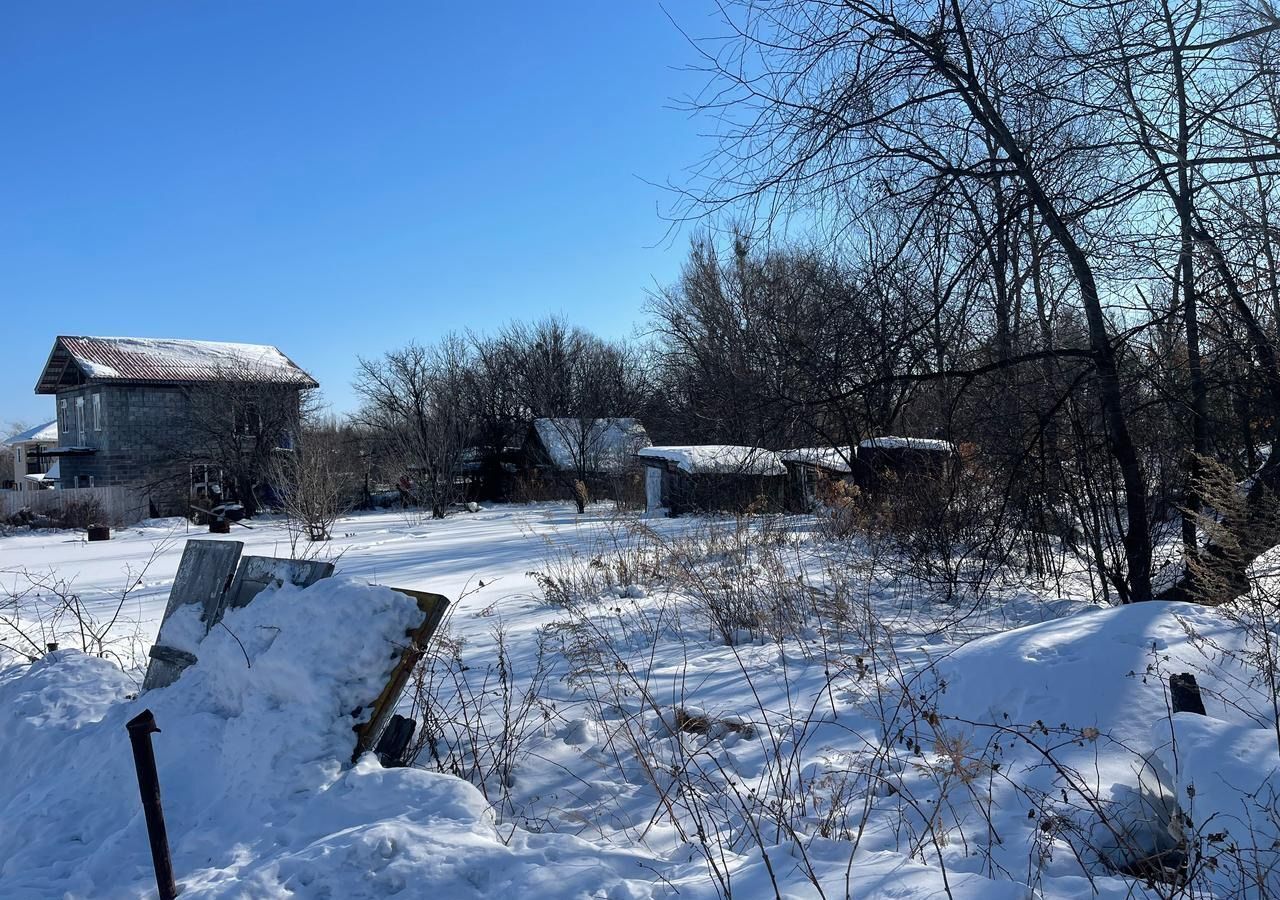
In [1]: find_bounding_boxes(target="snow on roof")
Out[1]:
[779,447,856,472]
[4,420,58,446]
[24,460,59,483]
[638,445,786,476]
[37,335,318,393]
[858,436,955,453]
[531,418,651,473]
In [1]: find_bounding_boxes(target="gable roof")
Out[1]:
[779,446,856,473]
[530,418,651,473]
[859,436,954,453]
[36,336,318,394]
[4,420,58,446]
[638,445,786,476]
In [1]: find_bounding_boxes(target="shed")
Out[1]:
[779,446,857,512]
[856,436,957,491]
[519,418,651,505]
[637,445,787,516]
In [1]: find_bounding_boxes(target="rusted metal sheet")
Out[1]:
[142,540,244,692]
[351,588,450,763]
[36,335,318,393]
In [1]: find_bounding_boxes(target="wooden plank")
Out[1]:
[147,645,198,668]
[141,539,244,692]
[351,587,450,763]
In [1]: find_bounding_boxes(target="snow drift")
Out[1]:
[0,577,655,899]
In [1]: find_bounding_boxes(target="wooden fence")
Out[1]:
[0,485,148,526]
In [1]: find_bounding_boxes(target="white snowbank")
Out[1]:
[1161,713,1280,887]
[5,507,1278,899]
[638,445,786,475]
[933,600,1279,889]
[0,577,656,899]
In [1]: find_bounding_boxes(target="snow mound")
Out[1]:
[936,601,1252,741]
[932,601,1280,891]
[1160,713,1280,889]
[0,577,656,899]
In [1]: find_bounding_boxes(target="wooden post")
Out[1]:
[125,710,178,900]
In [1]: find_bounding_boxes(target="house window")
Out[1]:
[234,403,262,436]
[75,397,85,444]
[60,399,69,432]
[93,394,102,431]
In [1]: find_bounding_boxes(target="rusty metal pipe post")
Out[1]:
[126,709,178,900]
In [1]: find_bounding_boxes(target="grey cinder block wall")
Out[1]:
[56,385,205,515]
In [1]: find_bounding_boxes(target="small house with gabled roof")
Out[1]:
[3,420,59,492]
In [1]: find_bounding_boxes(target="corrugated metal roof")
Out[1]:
[36,336,318,394]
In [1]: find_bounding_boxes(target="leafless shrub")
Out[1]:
[406,615,560,830]
[527,518,668,610]
[270,425,355,556]
[55,497,105,531]
[0,532,177,677]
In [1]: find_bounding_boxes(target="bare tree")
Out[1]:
[165,366,313,518]
[498,318,650,512]
[667,0,1280,601]
[354,336,474,519]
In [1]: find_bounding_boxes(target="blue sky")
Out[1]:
[1,2,716,426]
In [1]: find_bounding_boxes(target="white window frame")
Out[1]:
[60,398,69,433]
[93,394,102,432]
[75,396,85,445]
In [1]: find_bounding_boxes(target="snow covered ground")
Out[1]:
[2,503,1278,898]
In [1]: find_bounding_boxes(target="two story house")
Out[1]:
[35,335,318,515]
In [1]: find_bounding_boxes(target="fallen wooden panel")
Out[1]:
[142,540,244,692]
[217,556,335,624]
[351,587,449,763]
